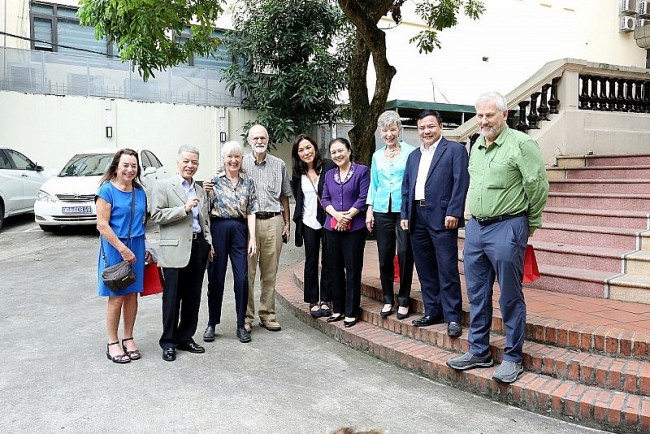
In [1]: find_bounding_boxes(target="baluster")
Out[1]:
[506,109,516,128]
[624,79,634,112]
[643,81,650,113]
[589,76,599,110]
[538,84,551,120]
[615,78,626,112]
[607,77,618,110]
[548,77,560,114]
[634,80,644,112]
[578,75,589,110]
[515,100,529,132]
[468,133,480,152]
[598,77,609,111]
[527,92,540,129]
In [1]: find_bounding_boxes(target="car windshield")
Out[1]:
[59,154,113,177]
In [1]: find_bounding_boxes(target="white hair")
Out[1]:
[220,141,244,165]
[178,144,200,157]
[475,92,508,111]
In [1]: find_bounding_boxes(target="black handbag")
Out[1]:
[101,189,137,292]
[102,260,137,292]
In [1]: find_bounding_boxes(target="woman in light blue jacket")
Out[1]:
[366,111,416,320]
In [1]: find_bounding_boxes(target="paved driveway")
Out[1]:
[0,214,602,433]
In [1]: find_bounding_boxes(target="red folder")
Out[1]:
[522,245,540,283]
[141,262,164,296]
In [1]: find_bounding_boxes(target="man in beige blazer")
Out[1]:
[150,145,213,362]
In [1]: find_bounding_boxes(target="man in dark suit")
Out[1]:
[150,145,213,361]
[401,110,469,336]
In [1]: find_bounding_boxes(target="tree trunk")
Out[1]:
[338,0,396,167]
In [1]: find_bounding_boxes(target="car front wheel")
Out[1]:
[0,201,4,230]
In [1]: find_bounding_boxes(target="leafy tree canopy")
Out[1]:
[78,0,226,80]
[222,0,352,145]
[78,0,485,161]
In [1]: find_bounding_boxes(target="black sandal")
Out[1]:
[309,303,323,318]
[106,341,130,364]
[121,337,141,361]
[320,303,332,317]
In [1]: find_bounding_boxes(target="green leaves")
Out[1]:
[409,0,484,54]
[222,0,351,147]
[78,0,226,80]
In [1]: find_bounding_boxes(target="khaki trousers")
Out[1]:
[246,214,283,323]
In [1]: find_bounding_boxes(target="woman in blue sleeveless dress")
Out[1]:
[96,149,149,364]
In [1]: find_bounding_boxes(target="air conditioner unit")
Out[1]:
[637,18,650,26]
[621,15,636,32]
[621,0,637,14]
[638,1,650,17]
[619,0,643,14]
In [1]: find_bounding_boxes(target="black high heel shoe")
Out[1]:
[121,337,141,360]
[396,306,409,320]
[106,342,130,364]
[380,304,393,318]
[326,313,344,323]
[344,318,357,328]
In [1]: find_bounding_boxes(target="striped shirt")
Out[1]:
[242,153,292,212]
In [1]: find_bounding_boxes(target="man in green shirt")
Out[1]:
[446,91,549,383]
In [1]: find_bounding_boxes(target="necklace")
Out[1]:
[386,145,398,159]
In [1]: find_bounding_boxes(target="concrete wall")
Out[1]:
[0,91,259,180]
[375,0,647,105]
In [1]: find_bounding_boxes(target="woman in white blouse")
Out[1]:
[290,134,336,318]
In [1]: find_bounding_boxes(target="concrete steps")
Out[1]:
[534,222,644,250]
[547,166,650,180]
[547,192,650,211]
[524,153,650,302]
[549,179,650,194]
[542,207,650,230]
[557,154,650,168]
[277,263,650,433]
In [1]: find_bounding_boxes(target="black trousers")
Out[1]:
[326,229,366,318]
[373,211,414,307]
[302,225,332,304]
[207,218,249,328]
[159,236,208,350]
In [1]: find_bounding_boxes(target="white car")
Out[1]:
[35,148,170,231]
[0,147,51,230]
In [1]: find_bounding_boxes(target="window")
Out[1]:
[30,1,113,57]
[177,30,232,69]
[142,151,162,169]
[6,150,36,171]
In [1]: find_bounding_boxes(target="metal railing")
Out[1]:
[0,46,242,107]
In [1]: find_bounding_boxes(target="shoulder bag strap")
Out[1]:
[100,188,135,265]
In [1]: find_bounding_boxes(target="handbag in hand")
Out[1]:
[101,189,137,292]
[102,260,137,292]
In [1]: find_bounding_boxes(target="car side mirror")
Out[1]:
[34,164,44,172]
[143,166,157,176]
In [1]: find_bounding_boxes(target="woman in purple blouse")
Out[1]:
[321,138,370,328]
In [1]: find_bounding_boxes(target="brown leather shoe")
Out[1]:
[259,319,282,331]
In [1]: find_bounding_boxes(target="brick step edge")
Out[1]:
[354,288,650,398]
[276,269,650,433]
[357,273,650,361]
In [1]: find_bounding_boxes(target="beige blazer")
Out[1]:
[149,176,212,268]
